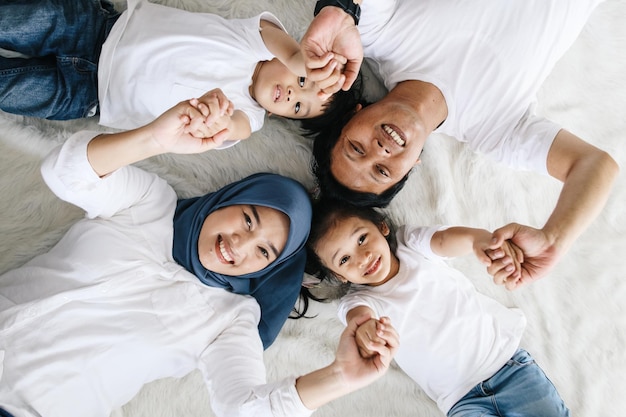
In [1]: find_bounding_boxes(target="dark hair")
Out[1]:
[305,198,397,283]
[303,81,410,208]
[299,71,365,136]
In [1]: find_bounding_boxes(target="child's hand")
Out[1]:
[312,55,348,101]
[146,99,229,154]
[353,317,391,359]
[472,233,523,289]
[186,89,235,142]
[487,239,524,289]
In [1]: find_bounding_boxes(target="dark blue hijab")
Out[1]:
[172,173,312,349]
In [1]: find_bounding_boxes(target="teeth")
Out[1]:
[219,238,234,263]
[383,125,405,146]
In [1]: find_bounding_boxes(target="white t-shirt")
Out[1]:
[359,0,603,173]
[0,133,312,417]
[98,0,285,147]
[338,225,526,414]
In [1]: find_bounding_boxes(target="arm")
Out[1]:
[300,1,363,94]
[295,314,398,410]
[259,19,307,77]
[492,129,619,288]
[432,227,523,285]
[88,97,230,177]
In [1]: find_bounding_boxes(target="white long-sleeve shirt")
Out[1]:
[0,132,312,417]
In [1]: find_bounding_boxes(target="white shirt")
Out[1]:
[338,225,526,414]
[359,0,603,173]
[0,132,312,417]
[98,0,284,147]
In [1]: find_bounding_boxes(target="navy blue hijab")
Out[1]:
[172,173,312,349]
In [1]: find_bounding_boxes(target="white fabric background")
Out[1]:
[0,0,624,416]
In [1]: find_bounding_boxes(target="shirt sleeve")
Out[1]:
[40,130,176,220]
[337,291,382,326]
[469,109,561,175]
[400,224,450,262]
[359,0,397,40]
[198,299,314,417]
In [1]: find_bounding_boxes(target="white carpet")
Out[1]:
[1,1,625,416]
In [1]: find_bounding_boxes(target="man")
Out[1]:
[300,0,619,288]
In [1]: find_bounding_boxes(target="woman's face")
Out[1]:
[197,204,290,275]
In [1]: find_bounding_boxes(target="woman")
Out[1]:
[0,98,398,417]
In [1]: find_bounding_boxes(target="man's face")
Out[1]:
[330,99,426,195]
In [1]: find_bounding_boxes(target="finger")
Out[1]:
[309,60,339,86]
[341,61,362,91]
[304,50,335,73]
[318,76,346,99]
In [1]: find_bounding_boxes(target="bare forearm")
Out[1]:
[431,227,490,258]
[295,363,349,410]
[544,130,619,254]
[87,126,163,177]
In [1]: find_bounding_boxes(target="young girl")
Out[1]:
[0,0,357,147]
[0,102,398,417]
[306,200,571,417]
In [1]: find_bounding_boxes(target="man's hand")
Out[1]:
[301,6,363,97]
[489,223,561,290]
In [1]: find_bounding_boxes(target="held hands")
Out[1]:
[489,223,561,290]
[146,88,234,154]
[335,314,398,391]
[300,5,363,98]
[471,231,524,290]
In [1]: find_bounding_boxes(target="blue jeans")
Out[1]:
[447,349,570,417]
[0,0,120,119]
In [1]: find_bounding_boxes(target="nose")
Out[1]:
[358,250,372,269]
[375,139,391,155]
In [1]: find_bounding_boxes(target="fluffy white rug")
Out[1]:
[1,1,625,416]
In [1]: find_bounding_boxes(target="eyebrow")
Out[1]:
[250,205,280,258]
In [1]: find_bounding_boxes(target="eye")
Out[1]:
[244,213,252,230]
[358,234,367,245]
[376,165,389,177]
[298,76,306,87]
[259,247,269,259]
[295,102,301,114]
[339,256,349,265]
[350,142,364,155]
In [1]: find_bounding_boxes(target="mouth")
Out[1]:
[364,256,382,276]
[215,235,234,264]
[382,124,406,147]
[273,85,281,103]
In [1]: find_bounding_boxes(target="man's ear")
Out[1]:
[354,103,363,113]
[379,221,390,237]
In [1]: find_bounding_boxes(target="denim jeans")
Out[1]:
[447,349,571,417]
[0,0,120,119]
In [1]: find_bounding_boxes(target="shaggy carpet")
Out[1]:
[0,1,624,416]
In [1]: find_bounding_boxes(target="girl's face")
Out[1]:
[314,216,399,286]
[197,204,289,275]
[250,58,327,119]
